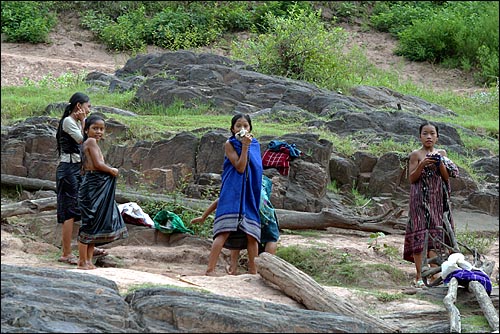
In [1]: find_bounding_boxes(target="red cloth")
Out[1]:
[262,149,290,176]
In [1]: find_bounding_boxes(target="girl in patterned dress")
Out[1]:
[404,121,459,287]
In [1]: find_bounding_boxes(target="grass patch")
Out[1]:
[461,315,494,333]
[280,229,323,238]
[123,283,209,296]
[456,227,496,255]
[276,245,408,288]
[372,291,406,302]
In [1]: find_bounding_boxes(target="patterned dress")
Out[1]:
[403,156,459,263]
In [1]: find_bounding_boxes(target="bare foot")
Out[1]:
[248,264,257,274]
[86,261,96,269]
[225,265,237,275]
[77,260,96,270]
[205,270,218,277]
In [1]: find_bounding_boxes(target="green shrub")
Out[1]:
[81,9,114,37]
[370,2,437,36]
[146,4,222,50]
[250,1,314,33]
[232,5,369,92]
[98,5,148,52]
[212,1,253,32]
[1,1,57,43]
[389,1,499,86]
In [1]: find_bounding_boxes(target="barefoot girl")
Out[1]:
[404,121,459,287]
[204,114,263,276]
[77,114,128,269]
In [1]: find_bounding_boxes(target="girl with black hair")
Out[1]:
[55,92,90,265]
[77,114,128,269]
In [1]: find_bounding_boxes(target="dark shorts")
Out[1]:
[258,217,280,253]
[56,162,82,224]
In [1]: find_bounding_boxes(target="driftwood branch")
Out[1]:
[469,281,500,332]
[443,277,461,333]
[1,197,58,219]
[275,207,406,234]
[255,252,400,333]
[2,174,405,234]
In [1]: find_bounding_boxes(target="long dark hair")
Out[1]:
[56,92,90,156]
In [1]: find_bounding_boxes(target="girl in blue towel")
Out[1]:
[205,114,263,276]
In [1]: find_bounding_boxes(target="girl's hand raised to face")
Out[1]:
[242,134,253,146]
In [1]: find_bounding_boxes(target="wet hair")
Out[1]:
[56,92,90,156]
[230,113,252,133]
[83,113,105,142]
[419,121,439,137]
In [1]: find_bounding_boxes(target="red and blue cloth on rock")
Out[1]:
[262,140,303,176]
[262,148,290,176]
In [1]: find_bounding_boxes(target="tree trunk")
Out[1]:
[255,252,400,333]
[275,207,405,234]
[1,174,406,234]
[469,281,499,332]
[443,277,461,333]
[1,197,58,219]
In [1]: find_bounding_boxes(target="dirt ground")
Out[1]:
[1,14,498,326]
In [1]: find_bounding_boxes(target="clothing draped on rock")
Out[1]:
[443,269,492,295]
[214,136,262,250]
[440,252,492,295]
[403,156,459,263]
[262,140,303,176]
[78,171,128,245]
[153,210,194,234]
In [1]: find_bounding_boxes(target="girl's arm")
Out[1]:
[408,150,435,184]
[191,198,219,224]
[85,138,119,177]
[224,137,251,173]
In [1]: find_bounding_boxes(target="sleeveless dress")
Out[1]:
[403,156,459,262]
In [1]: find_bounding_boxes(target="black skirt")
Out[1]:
[56,162,82,224]
[78,171,128,245]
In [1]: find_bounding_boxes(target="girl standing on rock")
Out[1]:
[404,121,459,288]
[77,114,128,269]
[55,92,90,265]
[204,114,263,276]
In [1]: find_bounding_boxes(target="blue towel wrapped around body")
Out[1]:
[214,136,263,250]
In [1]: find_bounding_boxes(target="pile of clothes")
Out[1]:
[262,140,303,176]
[441,252,492,295]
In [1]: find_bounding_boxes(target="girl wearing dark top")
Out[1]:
[55,92,90,265]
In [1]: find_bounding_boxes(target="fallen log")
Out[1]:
[1,174,405,234]
[469,281,499,332]
[443,277,461,333]
[255,252,400,333]
[275,207,406,235]
[1,197,58,219]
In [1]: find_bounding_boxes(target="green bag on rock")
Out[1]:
[153,210,194,234]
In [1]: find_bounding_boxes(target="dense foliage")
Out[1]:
[2,1,498,85]
[1,1,498,159]
[370,1,499,85]
[1,1,57,43]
